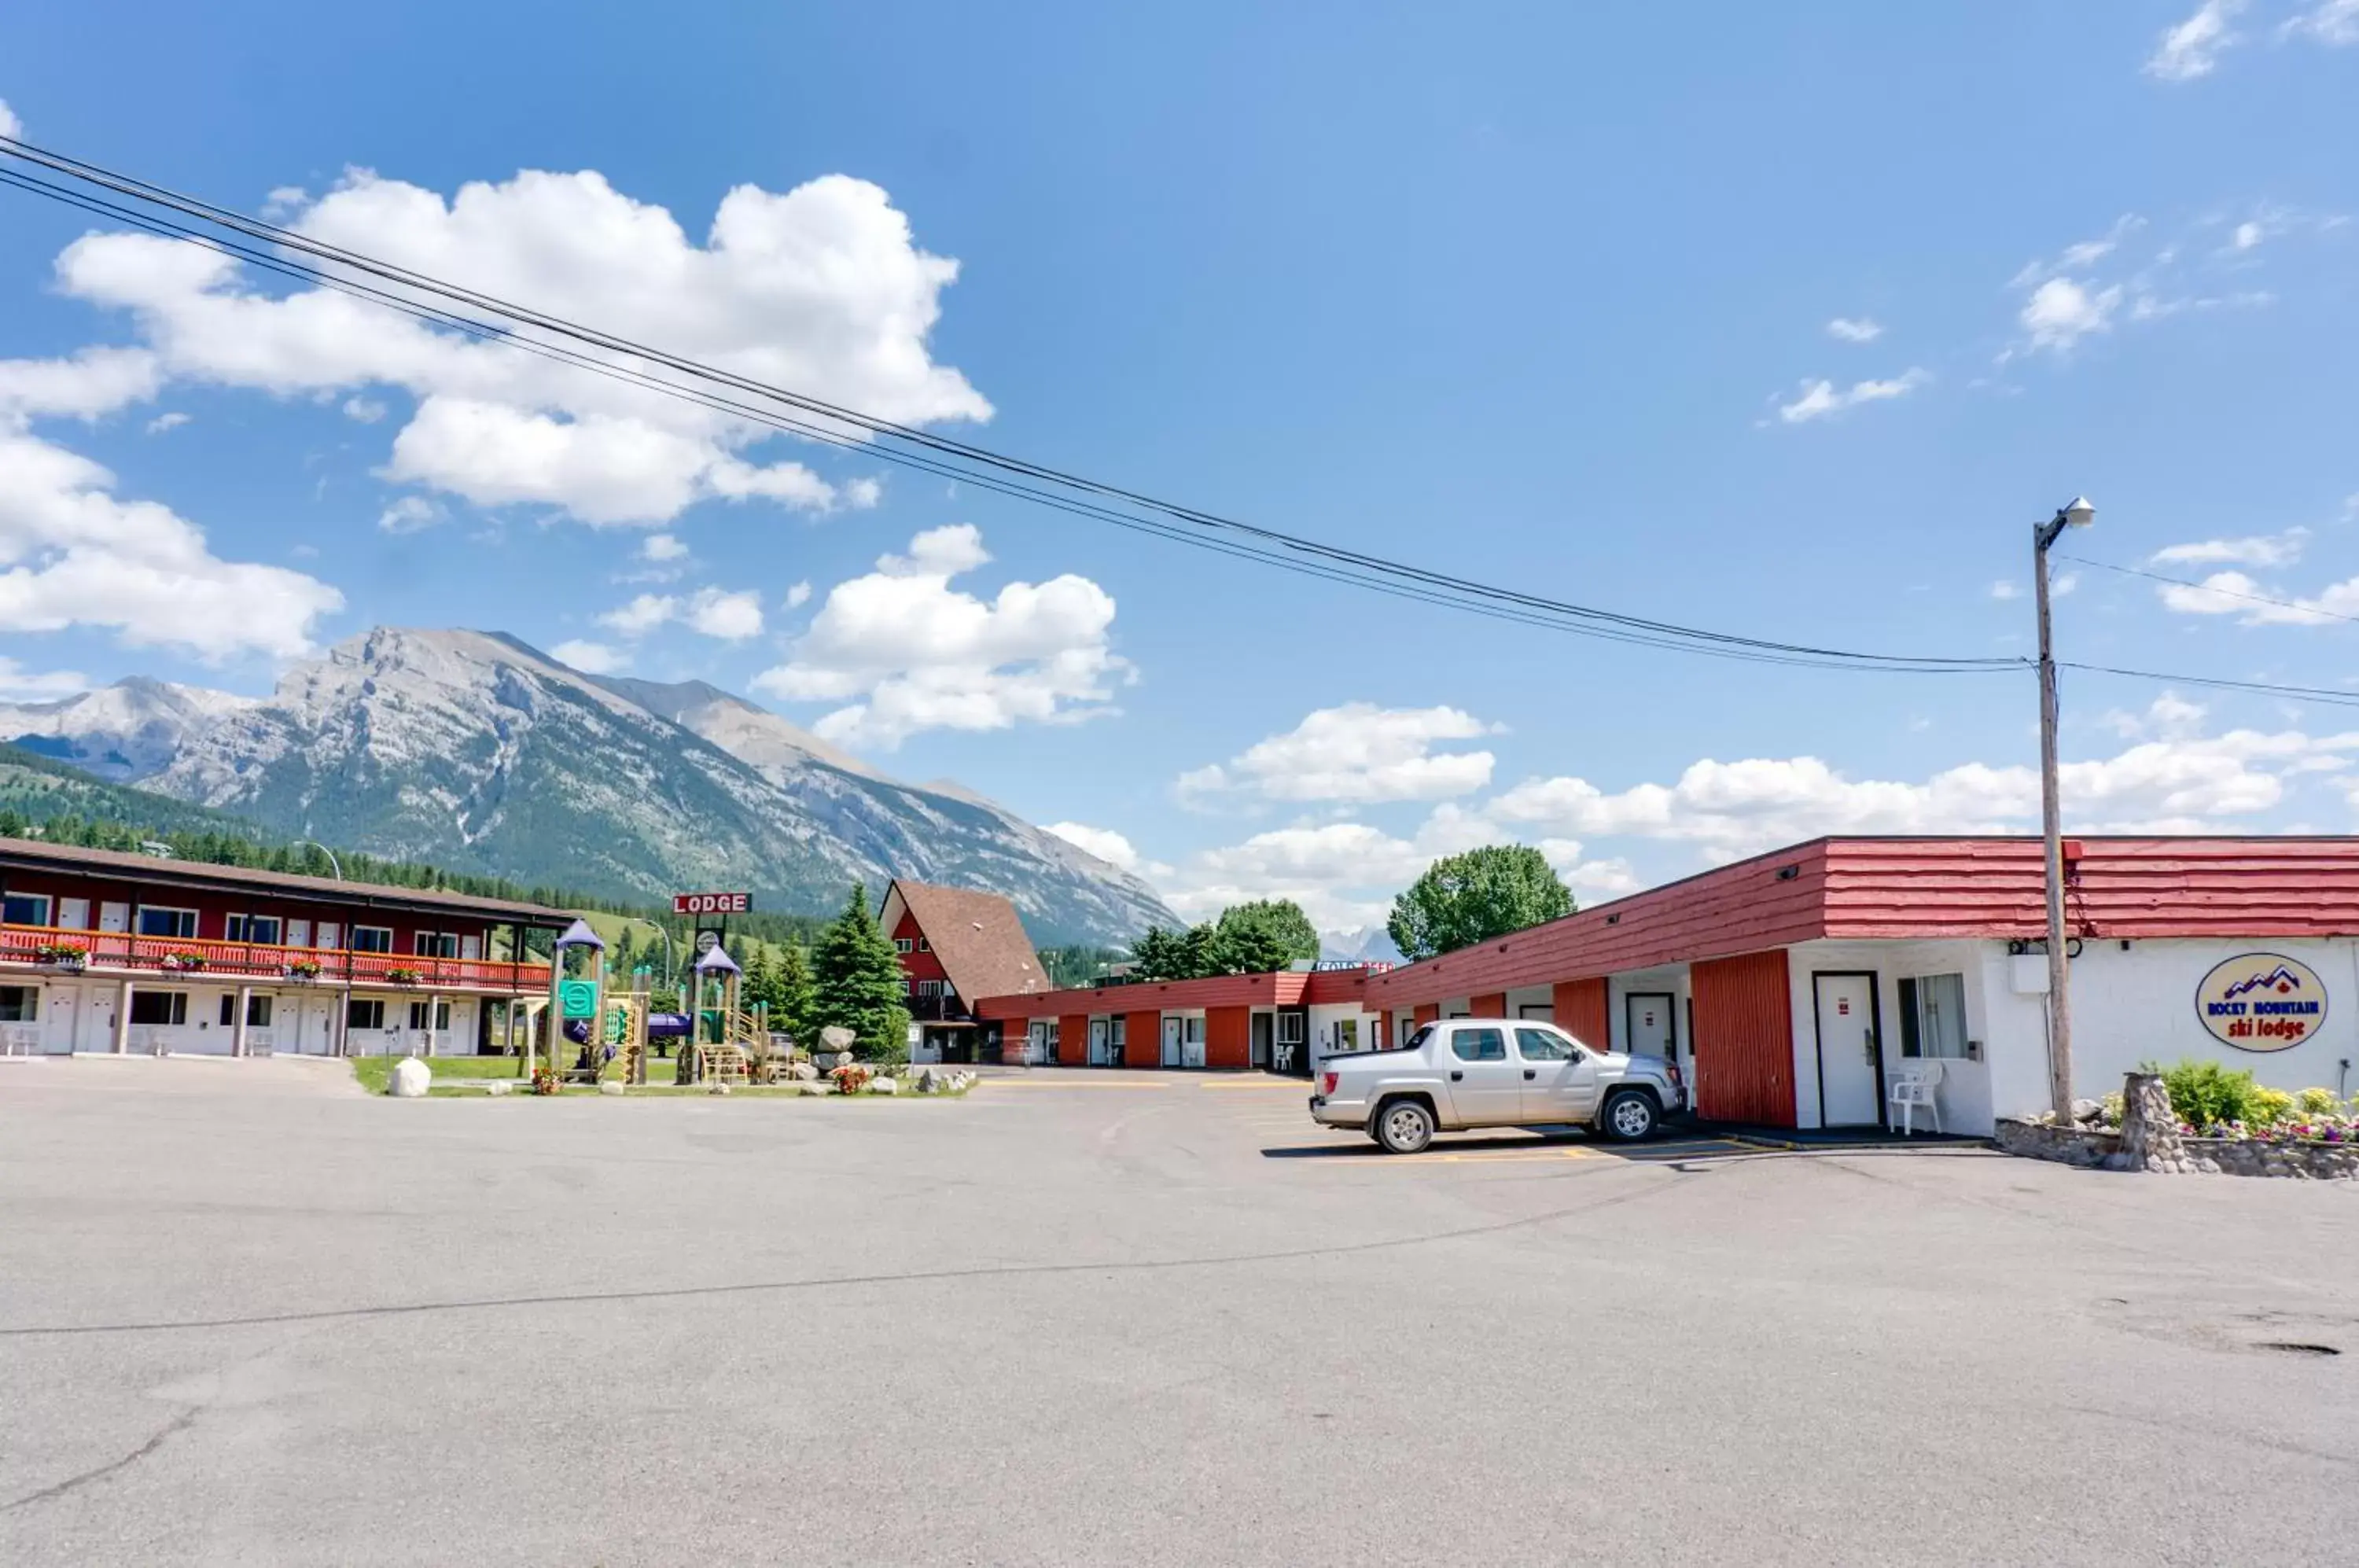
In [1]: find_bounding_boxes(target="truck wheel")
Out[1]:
[1372,1098,1436,1155]
[1598,1090,1660,1143]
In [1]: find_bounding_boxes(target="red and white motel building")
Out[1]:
[0,839,571,1058]
[978,836,2359,1136]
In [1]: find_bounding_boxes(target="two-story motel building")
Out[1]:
[0,839,571,1058]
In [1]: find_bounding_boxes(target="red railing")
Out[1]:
[0,923,552,992]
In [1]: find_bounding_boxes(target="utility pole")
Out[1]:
[2033,498,2095,1122]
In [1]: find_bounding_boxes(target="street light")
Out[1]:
[290,839,353,1059]
[2033,496,2095,1123]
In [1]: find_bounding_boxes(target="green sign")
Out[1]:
[559,979,598,1019]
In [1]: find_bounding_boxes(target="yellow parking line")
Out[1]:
[983,1080,1172,1090]
[1199,1080,1306,1091]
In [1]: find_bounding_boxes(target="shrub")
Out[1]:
[2249,1087,2295,1126]
[2147,1058,2266,1132]
[529,1066,561,1095]
[2295,1087,2341,1117]
[830,1062,872,1096]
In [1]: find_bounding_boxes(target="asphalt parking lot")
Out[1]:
[3,1058,2354,1566]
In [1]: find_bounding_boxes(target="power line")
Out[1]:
[2055,553,2359,628]
[0,132,2022,677]
[2059,661,2359,712]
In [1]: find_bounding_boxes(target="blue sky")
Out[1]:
[2,1,2357,931]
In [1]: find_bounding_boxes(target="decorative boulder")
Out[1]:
[834,1051,856,1070]
[709,1082,732,1096]
[485,1080,513,1096]
[388,1057,432,1098]
[599,1080,624,1096]
[790,1061,819,1082]
[870,1077,899,1095]
[820,1025,857,1052]
[916,1067,941,1094]
[2070,1098,2105,1125]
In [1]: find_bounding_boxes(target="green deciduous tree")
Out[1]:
[1386,845,1573,963]
[810,882,912,1064]
[1212,899,1321,973]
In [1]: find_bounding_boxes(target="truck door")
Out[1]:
[1514,1025,1599,1124]
[1442,1025,1520,1127]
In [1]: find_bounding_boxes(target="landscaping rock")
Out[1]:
[485,1080,513,1096]
[388,1057,431,1098]
[709,1083,732,1096]
[2070,1098,2104,1125]
[916,1067,941,1094]
[871,1077,899,1095]
[833,1051,855,1070]
[820,1025,856,1051]
[599,1081,624,1096]
[790,1062,819,1082]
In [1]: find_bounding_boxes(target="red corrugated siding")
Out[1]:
[1367,843,1831,1009]
[1302,970,1372,1005]
[1469,992,1507,1018]
[1691,950,1794,1126]
[975,972,1298,1021]
[1824,837,2359,938]
[1554,978,1609,1049]
[1124,1010,1160,1069]
[1413,1003,1439,1027]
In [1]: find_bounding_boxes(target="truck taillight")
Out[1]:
[1320,1072,1338,1095]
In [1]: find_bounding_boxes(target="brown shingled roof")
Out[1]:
[879,878,1045,1003]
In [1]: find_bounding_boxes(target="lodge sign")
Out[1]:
[672,891,752,915]
[2195,952,2326,1053]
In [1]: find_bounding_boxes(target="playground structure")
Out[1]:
[675,943,796,1085]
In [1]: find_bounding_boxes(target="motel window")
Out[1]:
[1110,1016,1126,1047]
[1275,1012,1306,1046]
[1898,974,1970,1059]
[916,979,945,999]
[413,932,459,959]
[129,991,190,1027]
[895,937,914,954]
[2,893,52,927]
[225,915,283,945]
[407,999,451,1031]
[349,927,393,954]
[347,998,386,1031]
[1450,1026,1507,1062]
[918,937,930,953]
[0,986,38,1022]
[217,994,274,1027]
[135,907,199,939]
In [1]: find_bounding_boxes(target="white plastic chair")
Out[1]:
[1889,1059,1945,1136]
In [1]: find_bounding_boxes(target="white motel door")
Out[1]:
[1813,973,1883,1127]
[43,985,78,1054]
[1088,1018,1109,1066]
[1625,993,1675,1058]
[1161,1015,1183,1067]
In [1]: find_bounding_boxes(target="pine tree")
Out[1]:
[810,882,911,1065]
[771,940,816,1047]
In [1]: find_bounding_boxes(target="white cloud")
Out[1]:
[1483,699,2359,859]
[0,346,161,421]
[549,639,627,675]
[598,592,678,637]
[1178,702,1500,806]
[0,656,89,701]
[1989,580,2021,602]
[377,495,443,534]
[145,411,190,435]
[840,476,884,510]
[1776,368,1929,424]
[1825,317,1883,343]
[2153,528,2307,569]
[0,99,20,140]
[2154,566,2359,625]
[640,532,688,562]
[782,580,812,610]
[2233,220,2264,251]
[47,166,991,528]
[1043,822,1170,878]
[2146,0,2248,81]
[683,586,764,641]
[0,423,343,660]
[2282,0,2359,46]
[261,186,308,220]
[2052,572,2080,598]
[750,523,1128,749]
[2020,278,2122,351]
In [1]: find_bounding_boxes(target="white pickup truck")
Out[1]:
[1308,1018,1684,1154]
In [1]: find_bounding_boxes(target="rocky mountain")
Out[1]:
[0,628,1178,945]
[1320,925,1405,966]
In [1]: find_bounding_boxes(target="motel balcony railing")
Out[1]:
[0,922,554,993]
[906,994,970,1023]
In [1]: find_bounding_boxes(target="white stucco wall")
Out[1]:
[1787,940,1996,1134]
